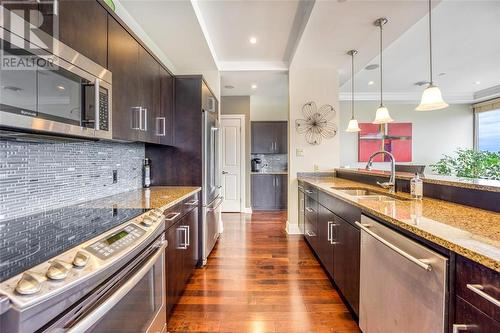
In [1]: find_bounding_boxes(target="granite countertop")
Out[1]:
[337,168,500,193]
[299,176,500,272]
[251,171,288,175]
[0,186,201,282]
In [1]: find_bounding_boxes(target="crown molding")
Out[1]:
[219,61,289,72]
[339,91,475,104]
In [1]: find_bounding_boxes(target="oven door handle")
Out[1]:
[66,241,167,333]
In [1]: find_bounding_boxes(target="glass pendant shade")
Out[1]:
[372,105,394,124]
[346,118,361,132]
[416,84,449,111]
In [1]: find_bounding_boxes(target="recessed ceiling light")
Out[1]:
[224,85,235,89]
[475,81,481,85]
[251,84,258,89]
[365,64,379,70]
[57,85,65,90]
[368,81,374,85]
[249,36,257,44]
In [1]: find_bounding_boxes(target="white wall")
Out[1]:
[287,66,340,232]
[250,88,289,121]
[339,101,474,171]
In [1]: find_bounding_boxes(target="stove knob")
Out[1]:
[46,261,71,280]
[15,272,43,295]
[73,251,90,268]
[141,216,154,227]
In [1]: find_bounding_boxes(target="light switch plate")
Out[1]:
[296,148,304,157]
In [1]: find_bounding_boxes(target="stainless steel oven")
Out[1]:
[0,208,167,333]
[0,11,112,140]
[41,237,166,333]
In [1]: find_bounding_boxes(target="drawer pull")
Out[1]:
[305,207,314,213]
[452,324,475,333]
[306,231,316,237]
[185,200,199,206]
[165,212,181,221]
[466,284,500,307]
[305,189,314,194]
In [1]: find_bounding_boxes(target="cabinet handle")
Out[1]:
[306,231,316,237]
[185,200,199,206]
[327,221,332,242]
[156,117,166,136]
[141,108,148,131]
[305,207,314,213]
[305,189,313,194]
[176,227,187,249]
[165,212,180,221]
[355,222,433,271]
[329,222,339,245]
[452,324,474,333]
[466,284,500,307]
[131,107,142,130]
[184,225,190,246]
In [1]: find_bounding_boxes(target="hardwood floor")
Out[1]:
[168,211,360,333]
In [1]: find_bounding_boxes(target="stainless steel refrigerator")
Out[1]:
[201,99,223,265]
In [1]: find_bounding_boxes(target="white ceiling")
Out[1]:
[196,0,313,71]
[118,0,217,73]
[221,70,288,97]
[339,0,500,103]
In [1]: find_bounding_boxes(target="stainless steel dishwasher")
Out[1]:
[356,215,448,333]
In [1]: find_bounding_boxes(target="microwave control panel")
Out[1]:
[98,87,109,131]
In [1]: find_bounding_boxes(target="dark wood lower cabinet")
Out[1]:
[332,215,360,316]
[454,297,500,333]
[301,184,363,317]
[165,205,199,319]
[251,174,287,210]
[317,205,334,279]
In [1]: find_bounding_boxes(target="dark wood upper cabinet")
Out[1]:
[137,46,160,143]
[107,16,140,141]
[158,67,174,146]
[39,0,108,67]
[251,121,287,154]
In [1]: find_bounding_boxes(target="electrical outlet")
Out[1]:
[112,170,118,184]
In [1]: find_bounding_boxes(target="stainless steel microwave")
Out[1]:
[0,19,112,140]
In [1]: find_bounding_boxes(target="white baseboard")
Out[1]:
[286,221,303,235]
[242,207,253,214]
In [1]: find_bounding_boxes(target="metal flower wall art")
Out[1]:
[295,102,338,145]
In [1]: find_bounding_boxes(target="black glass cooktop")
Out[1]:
[0,205,145,282]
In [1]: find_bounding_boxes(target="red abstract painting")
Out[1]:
[358,123,412,162]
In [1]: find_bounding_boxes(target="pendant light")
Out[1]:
[346,49,361,132]
[373,17,394,124]
[416,0,448,111]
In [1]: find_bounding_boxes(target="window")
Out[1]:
[474,99,500,152]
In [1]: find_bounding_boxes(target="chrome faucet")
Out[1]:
[365,150,396,193]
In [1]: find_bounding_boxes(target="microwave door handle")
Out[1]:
[66,241,166,333]
[94,79,100,131]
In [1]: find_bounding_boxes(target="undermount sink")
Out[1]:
[331,187,411,201]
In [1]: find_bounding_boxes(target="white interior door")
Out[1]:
[221,117,243,212]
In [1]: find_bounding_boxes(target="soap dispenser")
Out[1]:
[410,173,423,199]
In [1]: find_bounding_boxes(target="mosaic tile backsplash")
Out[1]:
[251,153,288,172]
[0,140,145,221]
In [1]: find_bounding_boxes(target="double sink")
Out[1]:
[331,187,411,201]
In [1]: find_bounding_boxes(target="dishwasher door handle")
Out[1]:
[356,221,433,271]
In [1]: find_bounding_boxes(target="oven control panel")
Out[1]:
[85,224,146,260]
